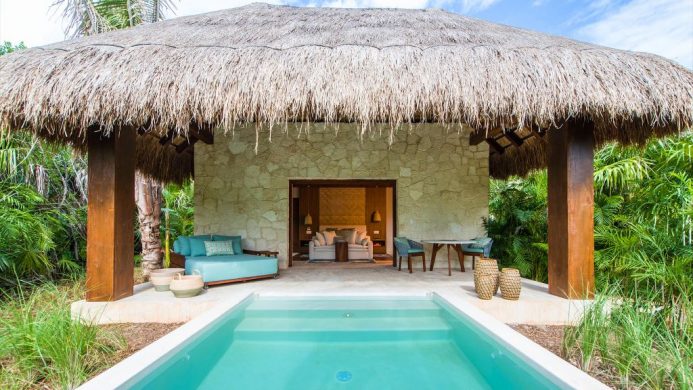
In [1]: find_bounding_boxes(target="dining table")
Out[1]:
[420,239,476,276]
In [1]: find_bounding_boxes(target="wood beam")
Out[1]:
[86,128,136,302]
[159,129,176,145]
[486,138,505,154]
[189,124,214,145]
[505,131,524,147]
[469,129,487,146]
[547,119,595,299]
[175,136,199,153]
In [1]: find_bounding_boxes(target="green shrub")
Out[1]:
[564,290,692,389]
[0,280,124,389]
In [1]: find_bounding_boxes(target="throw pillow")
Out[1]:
[323,231,337,245]
[357,231,367,243]
[204,240,234,256]
[213,235,242,255]
[173,236,190,256]
[345,230,357,244]
[361,238,370,246]
[315,232,326,246]
[188,237,209,257]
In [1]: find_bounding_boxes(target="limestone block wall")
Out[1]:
[195,124,489,269]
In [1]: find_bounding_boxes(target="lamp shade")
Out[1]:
[371,210,382,223]
[304,213,313,225]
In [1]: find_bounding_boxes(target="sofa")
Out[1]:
[308,225,373,262]
[171,234,278,287]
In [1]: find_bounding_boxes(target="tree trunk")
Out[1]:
[135,172,163,278]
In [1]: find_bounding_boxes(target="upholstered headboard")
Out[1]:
[319,225,368,234]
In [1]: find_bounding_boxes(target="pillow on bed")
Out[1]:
[188,237,209,257]
[213,235,242,255]
[173,236,190,256]
[204,240,234,256]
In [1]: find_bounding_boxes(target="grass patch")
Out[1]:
[0,278,124,389]
[563,291,692,389]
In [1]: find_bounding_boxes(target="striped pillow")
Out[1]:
[204,240,234,256]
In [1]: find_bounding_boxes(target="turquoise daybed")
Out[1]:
[170,234,279,287]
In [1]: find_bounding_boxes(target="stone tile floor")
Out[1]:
[72,260,591,325]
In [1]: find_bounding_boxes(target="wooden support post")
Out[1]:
[86,128,136,302]
[547,120,595,299]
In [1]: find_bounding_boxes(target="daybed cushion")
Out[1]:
[188,237,209,257]
[212,235,242,255]
[173,237,189,256]
[174,235,212,256]
[185,254,278,283]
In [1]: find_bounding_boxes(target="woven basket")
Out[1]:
[474,258,499,294]
[476,272,497,300]
[499,268,521,300]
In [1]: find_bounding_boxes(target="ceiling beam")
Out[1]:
[469,129,487,146]
[190,122,214,145]
[486,138,505,154]
[175,136,199,153]
[159,129,176,146]
[505,131,524,147]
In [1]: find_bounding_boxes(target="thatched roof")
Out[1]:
[0,3,691,181]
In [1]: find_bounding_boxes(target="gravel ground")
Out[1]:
[511,324,618,389]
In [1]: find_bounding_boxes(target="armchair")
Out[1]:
[394,237,426,273]
[462,237,493,269]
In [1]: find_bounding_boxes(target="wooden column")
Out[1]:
[86,128,136,302]
[547,120,595,299]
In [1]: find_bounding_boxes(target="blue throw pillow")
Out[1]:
[188,236,211,257]
[174,236,191,256]
[213,235,242,256]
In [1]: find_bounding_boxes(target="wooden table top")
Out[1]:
[420,239,475,245]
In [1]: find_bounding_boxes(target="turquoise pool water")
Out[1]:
[127,296,562,389]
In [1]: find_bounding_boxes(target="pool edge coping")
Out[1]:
[77,291,257,390]
[432,291,608,390]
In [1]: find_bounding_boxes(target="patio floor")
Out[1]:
[72,260,591,325]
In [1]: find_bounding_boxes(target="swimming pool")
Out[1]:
[82,294,606,389]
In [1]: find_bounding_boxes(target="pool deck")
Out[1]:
[72,260,591,325]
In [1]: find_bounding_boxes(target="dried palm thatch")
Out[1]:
[0,3,691,182]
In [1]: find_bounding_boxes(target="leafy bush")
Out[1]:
[486,133,692,388]
[0,131,87,285]
[0,279,124,388]
[564,290,692,388]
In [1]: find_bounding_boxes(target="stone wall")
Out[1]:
[195,124,489,268]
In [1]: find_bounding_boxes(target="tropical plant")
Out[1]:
[161,181,194,266]
[487,132,693,389]
[0,41,25,55]
[0,92,87,284]
[0,279,124,388]
[484,170,548,281]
